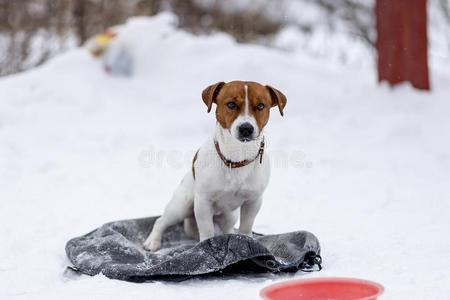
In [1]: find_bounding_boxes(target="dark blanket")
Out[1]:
[65,216,321,282]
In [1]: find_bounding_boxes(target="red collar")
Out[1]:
[214,138,265,168]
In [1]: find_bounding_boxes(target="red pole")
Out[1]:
[376,0,430,90]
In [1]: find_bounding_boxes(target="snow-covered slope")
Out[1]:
[1,13,450,299]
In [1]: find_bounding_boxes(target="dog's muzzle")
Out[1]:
[238,122,255,142]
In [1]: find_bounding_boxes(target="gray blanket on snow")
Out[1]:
[65,216,321,282]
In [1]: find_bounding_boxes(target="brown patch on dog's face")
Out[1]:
[202,81,287,140]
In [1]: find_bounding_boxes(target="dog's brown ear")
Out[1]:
[266,85,287,116]
[202,82,225,113]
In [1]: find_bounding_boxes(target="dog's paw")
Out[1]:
[143,238,161,252]
[239,230,253,237]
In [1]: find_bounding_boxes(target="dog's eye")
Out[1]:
[256,103,265,111]
[227,102,237,110]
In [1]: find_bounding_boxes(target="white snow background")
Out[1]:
[1,13,450,299]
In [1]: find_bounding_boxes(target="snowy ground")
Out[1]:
[1,14,450,299]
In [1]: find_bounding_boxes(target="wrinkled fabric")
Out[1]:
[65,216,321,282]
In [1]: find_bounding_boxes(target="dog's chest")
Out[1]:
[211,188,256,213]
[210,169,260,213]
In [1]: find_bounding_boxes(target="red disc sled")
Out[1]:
[260,277,384,300]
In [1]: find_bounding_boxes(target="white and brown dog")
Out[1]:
[143,81,287,251]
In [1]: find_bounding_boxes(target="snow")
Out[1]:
[1,12,450,299]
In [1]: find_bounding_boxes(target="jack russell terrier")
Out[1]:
[143,80,287,251]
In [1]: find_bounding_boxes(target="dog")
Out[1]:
[143,81,286,251]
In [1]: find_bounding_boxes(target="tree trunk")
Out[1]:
[73,0,88,45]
[376,0,430,90]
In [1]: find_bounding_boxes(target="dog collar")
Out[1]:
[214,138,265,168]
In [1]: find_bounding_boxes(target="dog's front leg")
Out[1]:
[194,193,215,241]
[239,198,262,236]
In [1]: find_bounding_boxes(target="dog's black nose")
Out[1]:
[238,122,254,139]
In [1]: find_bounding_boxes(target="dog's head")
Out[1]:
[202,81,287,142]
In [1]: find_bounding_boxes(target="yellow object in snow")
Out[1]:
[88,31,117,58]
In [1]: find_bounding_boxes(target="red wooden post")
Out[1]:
[376,0,430,90]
